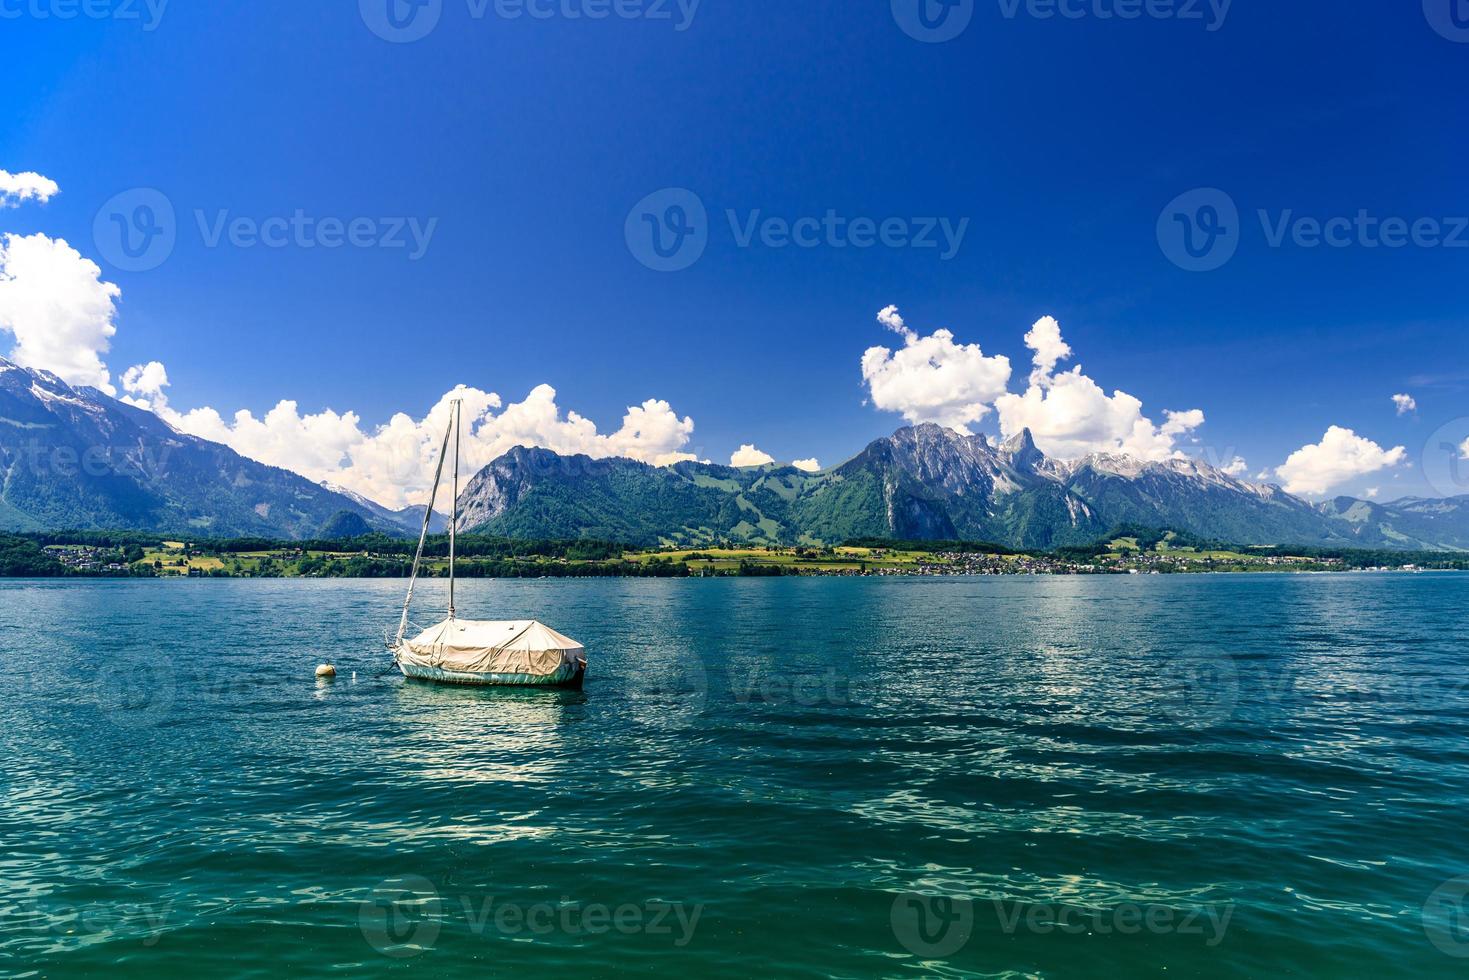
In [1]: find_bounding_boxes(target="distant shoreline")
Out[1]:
[4,528,1465,580]
[0,568,1459,584]
[3,533,1462,581]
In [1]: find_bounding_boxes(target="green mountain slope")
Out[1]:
[10,358,1468,552]
[454,423,1469,550]
[0,358,403,539]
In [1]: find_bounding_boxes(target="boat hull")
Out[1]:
[397,659,586,689]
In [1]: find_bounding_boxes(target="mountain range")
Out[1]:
[0,357,423,539]
[2,357,1466,550]
[457,423,1469,551]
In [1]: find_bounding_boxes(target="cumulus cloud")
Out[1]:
[1392,393,1417,416]
[863,308,1204,461]
[0,233,119,393]
[1161,409,1206,437]
[861,306,1013,434]
[1365,487,1380,499]
[791,458,821,473]
[121,361,169,400]
[0,192,699,509]
[730,444,775,467]
[126,371,698,508]
[0,169,59,208]
[993,317,1205,461]
[876,304,910,338]
[1275,426,1407,497]
[1220,456,1249,477]
[1023,316,1072,385]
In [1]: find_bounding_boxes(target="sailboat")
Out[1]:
[388,398,588,688]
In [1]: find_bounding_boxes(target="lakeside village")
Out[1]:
[878,548,1353,576]
[8,530,1456,579]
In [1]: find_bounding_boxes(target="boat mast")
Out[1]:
[394,404,455,650]
[448,398,460,620]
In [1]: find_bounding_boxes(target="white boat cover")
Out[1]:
[397,618,585,676]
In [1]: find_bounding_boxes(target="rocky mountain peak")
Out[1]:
[1000,428,1035,454]
[868,424,1008,497]
[889,422,983,451]
[6,369,1464,550]
[998,428,1048,471]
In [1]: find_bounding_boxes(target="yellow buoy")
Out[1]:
[315,664,337,678]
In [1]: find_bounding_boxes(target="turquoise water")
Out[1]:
[3,574,1469,977]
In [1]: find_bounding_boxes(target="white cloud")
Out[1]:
[861,306,1013,434]
[791,458,821,473]
[1220,456,1248,477]
[126,372,698,508]
[1365,487,1380,499]
[876,304,910,338]
[864,309,1204,461]
[1392,393,1417,415]
[0,233,118,393]
[1275,426,1407,497]
[993,317,1204,461]
[1023,315,1072,385]
[178,400,373,489]
[0,169,59,208]
[730,444,775,467]
[0,207,699,508]
[121,360,169,399]
[1162,409,1206,437]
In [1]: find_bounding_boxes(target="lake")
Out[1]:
[3,574,1468,977]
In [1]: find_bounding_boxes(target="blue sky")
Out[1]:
[1,0,1466,504]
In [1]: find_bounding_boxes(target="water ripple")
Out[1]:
[2,575,1468,977]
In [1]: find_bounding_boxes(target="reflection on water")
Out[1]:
[0,574,1467,978]
[385,681,586,788]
